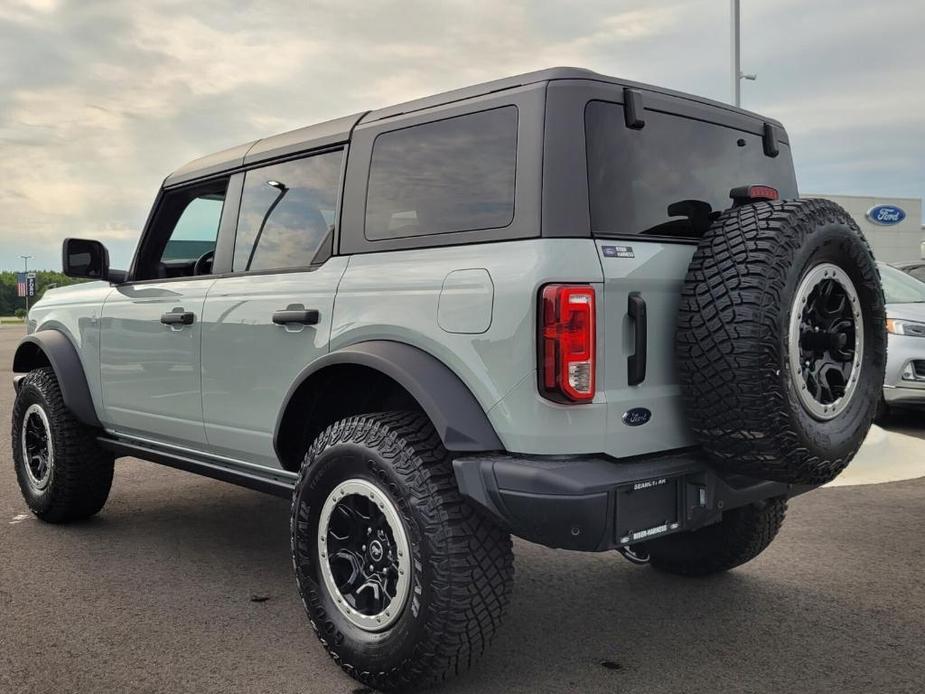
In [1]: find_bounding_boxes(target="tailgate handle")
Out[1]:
[627,292,647,386]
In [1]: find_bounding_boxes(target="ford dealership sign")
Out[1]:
[866,204,906,226]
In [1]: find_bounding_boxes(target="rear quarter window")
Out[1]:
[364,106,518,240]
[585,100,797,239]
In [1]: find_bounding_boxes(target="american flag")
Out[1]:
[16,273,27,298]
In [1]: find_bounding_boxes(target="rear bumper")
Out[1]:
[453,451,806,552]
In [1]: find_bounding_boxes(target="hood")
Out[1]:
[35,280,111,305]
[886,302,925,322]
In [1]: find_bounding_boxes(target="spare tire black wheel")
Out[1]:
[677,198,886,485]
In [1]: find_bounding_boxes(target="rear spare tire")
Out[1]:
[677,198,885,484]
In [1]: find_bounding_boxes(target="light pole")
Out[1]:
[20,255,32,314]
[730,0,756,107]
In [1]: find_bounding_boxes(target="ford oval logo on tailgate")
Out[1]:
[622,407,651,427]
[866,205,906,226]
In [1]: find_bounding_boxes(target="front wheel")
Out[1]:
[11,368,114,523]
[291,412,514,691]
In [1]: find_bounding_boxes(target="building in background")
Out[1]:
[809,194,923,263]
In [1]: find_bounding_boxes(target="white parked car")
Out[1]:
[880,263,925,414]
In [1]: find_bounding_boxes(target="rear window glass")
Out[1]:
[585,100,797,238]
[365,106,518,240]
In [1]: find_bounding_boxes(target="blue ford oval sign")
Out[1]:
[866,205,906,226]
[622,407,651,427]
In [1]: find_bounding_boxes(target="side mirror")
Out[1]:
[62,238,126,283]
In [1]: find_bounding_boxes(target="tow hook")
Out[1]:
[617,545,650,565]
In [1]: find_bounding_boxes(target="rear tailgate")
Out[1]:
[595,240,697,458]
[582,96,797,460]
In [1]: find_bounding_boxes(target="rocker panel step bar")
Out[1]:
[98,436,297,499]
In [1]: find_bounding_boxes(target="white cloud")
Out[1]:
[0,0,60,23]
[0,0,922,270]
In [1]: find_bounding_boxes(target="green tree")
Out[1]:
[0,271,87,316]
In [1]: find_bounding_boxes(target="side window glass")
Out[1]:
[233,151,343,272]
[136,179,228,281]
[364,106,518,240]
[161,195,224,263]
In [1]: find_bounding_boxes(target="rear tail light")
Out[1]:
[539,284,596,402]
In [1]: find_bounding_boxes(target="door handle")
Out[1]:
[161,311,195,325]
[627,292,647,386]
[272,309,319,325]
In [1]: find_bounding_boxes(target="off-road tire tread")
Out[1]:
[677,198,884,484]
[292,411,514,691]
[647,497,787,576]
[11,367,113,523]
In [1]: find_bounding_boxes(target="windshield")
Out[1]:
[879,263,925,303]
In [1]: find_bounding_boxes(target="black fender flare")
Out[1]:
[12,330,102,428]
[274,340,503,455]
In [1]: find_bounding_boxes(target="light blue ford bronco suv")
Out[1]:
[11,68,885,690]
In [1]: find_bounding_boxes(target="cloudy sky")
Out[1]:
[0,0,922,270]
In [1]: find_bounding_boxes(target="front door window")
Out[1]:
[134,179,228,280]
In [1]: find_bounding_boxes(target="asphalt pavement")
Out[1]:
[1,325,923,694]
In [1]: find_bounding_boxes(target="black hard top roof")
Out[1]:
[164,66,784,187]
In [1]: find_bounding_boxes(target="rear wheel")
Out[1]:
[644,498,787,577]
[11,368,114,523]
[291,411,514,691]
